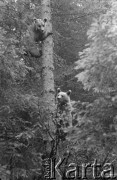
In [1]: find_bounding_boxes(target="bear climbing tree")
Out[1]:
[24,18,53,58]
[29,18,53,43]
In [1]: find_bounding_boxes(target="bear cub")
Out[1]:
[29,18,52,43]
[24,18,52,58]
[56,88,72,127]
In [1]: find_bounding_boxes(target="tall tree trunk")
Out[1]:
[41,0,55,112]
[41,1,61,180]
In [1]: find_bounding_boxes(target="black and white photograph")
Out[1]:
[0,0,117,179]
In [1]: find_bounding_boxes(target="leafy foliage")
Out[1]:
[75,0,117,93]
[0,0,46,179]
[74,0,117,177]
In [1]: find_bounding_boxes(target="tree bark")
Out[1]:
[41,0,55,112]
[41,1,61,180]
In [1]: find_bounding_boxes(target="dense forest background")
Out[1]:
[0,0,117,180]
